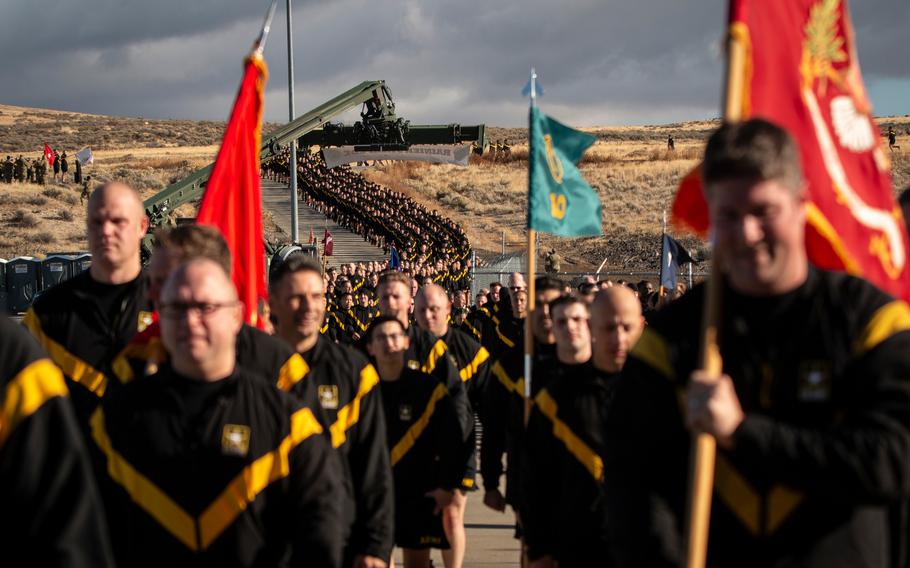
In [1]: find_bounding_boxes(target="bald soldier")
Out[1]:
[522,289,644,567]
[90,259,345,566]
[415,284,492,568]
[25,182,153,426]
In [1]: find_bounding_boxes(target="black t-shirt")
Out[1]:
[81,275,144,331]
[168,368,233,425]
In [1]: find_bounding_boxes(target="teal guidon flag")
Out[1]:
[527,107,602,237]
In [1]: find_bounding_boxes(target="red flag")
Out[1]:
[672,0,909,301]
[196,53,269,327]
[671,166,710,236]
[323,229,334,256]
[43,143,54,166]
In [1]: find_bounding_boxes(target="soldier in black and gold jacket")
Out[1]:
[24,182,153,428]
[91,259,344,567]
[480,276,563,518]
[270,256,394,567]
[522,288,645,567]
[366,316,464,566]
[0,316,116,567]
[606,120,910,568]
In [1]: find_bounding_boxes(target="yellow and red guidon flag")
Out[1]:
[196,53,269,327]
[673,0,910,301]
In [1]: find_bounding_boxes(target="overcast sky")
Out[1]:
[0,0,907,127]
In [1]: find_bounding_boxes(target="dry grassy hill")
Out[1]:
[1,103,908,273]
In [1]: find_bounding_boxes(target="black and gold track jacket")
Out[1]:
[522,360,618,566]
[23,270,152,425]
[441,327,491,489]
[279,335,394,562]
[90,363,345,567]
[480,342,557,505]
[607,268,910,568]
[0,316,116,567]
[380,365,465,500]
[406,324,474,442]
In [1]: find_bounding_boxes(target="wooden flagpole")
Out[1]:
[683,20,747,568]
[524,228,536,424]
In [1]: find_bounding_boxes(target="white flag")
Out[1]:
[75,146,93,165]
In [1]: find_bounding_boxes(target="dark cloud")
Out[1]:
[0,0,904,127]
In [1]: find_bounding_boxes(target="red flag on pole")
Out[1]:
[672,0,909,301]
[195,53,269,328]
[43,143,54,166]
[323,229,334,256]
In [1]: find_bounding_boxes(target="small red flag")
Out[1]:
[323,229,334,256]
[43,143,54,166]
[671,165,709,236]
[672,0,909,301]
[196,53,269,327]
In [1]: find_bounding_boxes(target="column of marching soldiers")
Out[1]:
[6,119,910,568]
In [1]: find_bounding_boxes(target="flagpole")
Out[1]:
[286,0,299,243]
[524,68,539,425]
[684,20,746,568]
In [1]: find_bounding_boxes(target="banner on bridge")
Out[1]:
[322,144,472,169]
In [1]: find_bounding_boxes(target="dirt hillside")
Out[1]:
[1,103,908,273]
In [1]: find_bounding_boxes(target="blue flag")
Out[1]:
[389,244,401,271]
[527,106,602,237]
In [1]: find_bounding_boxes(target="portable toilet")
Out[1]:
[6,257,42,313]
[74,253,92,275]
[42,254,75,291]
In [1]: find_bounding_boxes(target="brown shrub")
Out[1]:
[35,232,54,244]
[25,195,48,206]
[42,187,63,199]
[58,209,74,221]
[11,209,40,227]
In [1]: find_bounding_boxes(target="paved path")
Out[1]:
[261,179,388,269]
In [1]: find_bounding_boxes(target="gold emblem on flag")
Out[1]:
[549,193,567,220]
[318,385,340,410]
[543,134,564,184]
[221,424,251,457]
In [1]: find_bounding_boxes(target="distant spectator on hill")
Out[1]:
[60,151,69,183]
